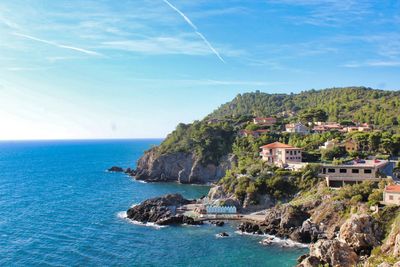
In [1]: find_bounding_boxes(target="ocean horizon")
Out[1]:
[0,139,306,266]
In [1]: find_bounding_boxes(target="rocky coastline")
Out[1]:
[133,148,236,184]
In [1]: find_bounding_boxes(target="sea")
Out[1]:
[0,139,307,266]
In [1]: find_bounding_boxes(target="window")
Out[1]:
[294,151,297,155]
[352,169,359,174]
[389,195,393,200]
[290,151,293,155]
[364,169,372,174]
[340,169,347,173]
[328,168,335,173]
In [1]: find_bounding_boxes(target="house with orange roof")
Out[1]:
[260,142,302,167]
[384,185,400,205]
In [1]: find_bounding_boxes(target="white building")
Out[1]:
[319,159,390,187]
[285,122,309,134]
[260,142,302,167]
[384,185,400,205]
[319,140,338,150]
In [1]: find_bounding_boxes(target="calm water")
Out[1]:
[0,140,306,266]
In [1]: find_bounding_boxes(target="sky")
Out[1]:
[1,0,400,140]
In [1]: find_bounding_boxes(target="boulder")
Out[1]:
[394,234,400,257]
[237,222,260,234]
[217,232,229,237]
[338,214,381,255]
[108,166,124,172]
[126,194,194,225]
[297,256,322,267]
[307,239,358,267]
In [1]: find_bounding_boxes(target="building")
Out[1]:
[343,139,358,153]
[383,185,400,205]
[285,122,309,134]
[319,140,338,150]
[253,117,277,126]
[238,129,269,138]
[260,142,302,167]
[319,159,389,187]
[312,122,342,133]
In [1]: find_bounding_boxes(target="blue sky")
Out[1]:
[1,0,400,140]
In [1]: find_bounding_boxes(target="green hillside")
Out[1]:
[155,87,400,164]
[208,87,400,130]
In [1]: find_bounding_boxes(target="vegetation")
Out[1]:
[157,121,235,164]
[208,87,400,131]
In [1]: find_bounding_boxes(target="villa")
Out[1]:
[312,122,342,133]
[285,122,309,134]
[383,185,400,206]
[319,159,390,188]
[253,117,277,126]
[260,142,302,168]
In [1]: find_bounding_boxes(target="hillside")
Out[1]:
[208,87,400,130]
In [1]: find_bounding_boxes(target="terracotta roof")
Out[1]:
[385,185,400,193]
[260,141,300,149]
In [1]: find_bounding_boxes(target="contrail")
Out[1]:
[13,33,101,56]
[162,0,225,63]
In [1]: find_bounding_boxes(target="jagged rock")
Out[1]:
[263,204,309,238]
[126,194,195,225]
[135,148,236,184]
[297,255,322,267]
[215,221,224,227]
[108,166,124,172]
[217,232,229,237]
[377,262,392,267]
[394,234,400,257]
[124,168,136,176]
[307,239,358,267]
[338,214,382,255]
[237,222,260,234]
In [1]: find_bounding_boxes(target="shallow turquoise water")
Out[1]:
[0,140,306,266]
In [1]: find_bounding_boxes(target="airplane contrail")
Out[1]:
[162,0,225,63]
[13,33,101,56]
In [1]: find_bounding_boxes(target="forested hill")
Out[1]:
[207,87,400,128]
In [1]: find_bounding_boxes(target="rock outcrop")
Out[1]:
[298,239,358,267]
[134,148,236,184]
[126,194,199,225]
[338,214,382,255]
[108,166,124,172]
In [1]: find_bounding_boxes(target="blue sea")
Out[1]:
[0,140,306,266]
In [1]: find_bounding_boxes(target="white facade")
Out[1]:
[285,123,309,134]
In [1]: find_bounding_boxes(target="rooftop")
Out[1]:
[385,185,400,193]
[323,159,389,168]
[260,141,300,149]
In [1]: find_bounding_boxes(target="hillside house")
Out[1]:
[383,185,400,205]
[253,117,277,126]
[260,142,302,168]
[319,159,390,188]
[312,122,342,133]
[285,122,309,134]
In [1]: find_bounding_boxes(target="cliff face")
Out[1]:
[135,148,236,184]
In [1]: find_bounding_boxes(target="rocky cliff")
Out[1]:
[134,148,236,184]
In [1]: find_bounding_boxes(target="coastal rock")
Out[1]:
[126,194,195,225]
[395,234,400,257]
[263,204,309,238]
[135,148,236,184]
[108,166,124,172]
[297,255,322,267]
[124,168,136,176]
[305,239,358,267]
[338,214,381,255]
[237,222,260,234]
[217,232,229,237]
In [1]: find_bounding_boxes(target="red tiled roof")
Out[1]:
[385,185,400,193]
[260,141,300,149]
